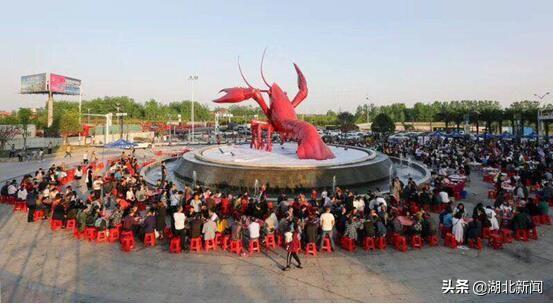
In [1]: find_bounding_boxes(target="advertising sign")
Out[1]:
[49,74,81,95]
[20,73,47,94]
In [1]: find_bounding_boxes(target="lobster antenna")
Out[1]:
[260,47,271,88]
[238,56,254,88]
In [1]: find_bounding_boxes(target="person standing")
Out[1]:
[319,207,335,250]
[173,205,187,249]
[283,226,302,271]
[26,189,38,223]
[47,141,53,154]
[82,151,89,164]
[64,145,72,159]
[9,144,15,158]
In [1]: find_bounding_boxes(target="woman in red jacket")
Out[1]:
[283,221,302,271]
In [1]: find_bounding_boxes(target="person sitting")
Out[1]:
[247,217,260,241]
[52,202,66,224]
[343,216,362,241]
[465,216,482,243]
[202,216,217,241]
[304,216,318,244]
[486,206,499,230]
[421,213,437,238]
[190,214,203,239]
[451,212,466,245]
[362,217,376,238]
[264,211,278,235]
[140,208,157,240]
[511,208,533,231]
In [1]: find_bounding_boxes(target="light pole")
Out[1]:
[188,75,198,143]
[365,97,370,124]
[535,92,550,142]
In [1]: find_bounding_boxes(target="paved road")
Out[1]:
[0,159,552,302]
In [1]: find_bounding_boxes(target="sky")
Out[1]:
[1,0,552,114]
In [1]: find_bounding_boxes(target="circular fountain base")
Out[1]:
[174,143,392,191]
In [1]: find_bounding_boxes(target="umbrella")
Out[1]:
[429,131,444,138]
[449,131,464,139]
[500,132,513,139]
[480,133,496,140]
[104,139,137,149]
[523,131,538,139]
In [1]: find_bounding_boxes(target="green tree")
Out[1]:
[58,109,81,140]
[336,112,358,131]
[17,108,32,148]
[371,113,395,134]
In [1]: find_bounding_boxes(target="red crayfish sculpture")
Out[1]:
[213,52,335,160]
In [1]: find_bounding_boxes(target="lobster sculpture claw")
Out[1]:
[213,88,257,104]
[213,53,335,160]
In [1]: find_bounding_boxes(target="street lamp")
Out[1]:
[365,97,370,124]
[188,75,198,143]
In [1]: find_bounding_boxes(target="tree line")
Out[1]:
[0,97,550,137]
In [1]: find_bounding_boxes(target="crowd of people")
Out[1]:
[1,135,551,270]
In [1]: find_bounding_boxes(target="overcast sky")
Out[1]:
[1,0,552,113]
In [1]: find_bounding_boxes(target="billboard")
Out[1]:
[20,73,48,94]
[49,73,81,95]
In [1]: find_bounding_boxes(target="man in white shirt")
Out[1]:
[319,207,335,250]
[17,186,28,201]
[248,218,260,240]
[173,205,186,247]
[7,181,18,197]
[438,190,450,204]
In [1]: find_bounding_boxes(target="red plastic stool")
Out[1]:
[13,201,27,212]
[341,237,356,252]
[163,227,174,239]
[426,235,439,246]
[482,227,491,239]
[50,219,63,231]
[515,229,528,241]
[265,233,276,249]
[85,227,98,241]
[144,232,156,247]
[388,232,400,245]
[488,233,503,249]
[73,228,84,239]
[321,236,332,252]
[528,227,538,240]
[468,238,483,250]
[276,234,283,247]
[500,229,513,243]
[248,239,261,254]
[120,235,135,252]
[109,228,120,242]
[363,237,376,251]
[411,235,423,249]
[375,237,387,250]
[66,219,76,229]
[222,235,231,251]
[33,210,45,220]
[444,233,457,249]
[190,237,202,252]
[230,239,243,255]
[394,235,408,252]
[532,216,542,226]
[541,215,551,225]
[215,233,222,247]
[169,237,182,254]
[97,230,108,243]
[120,230,134,243]
[205,238,217,251]
[305,242,318,256]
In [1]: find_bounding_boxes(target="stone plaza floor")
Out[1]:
[0,150,552,302]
